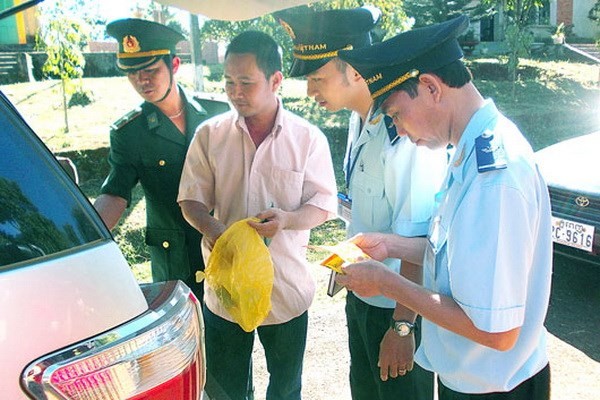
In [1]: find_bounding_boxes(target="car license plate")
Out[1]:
[551,216,595,252]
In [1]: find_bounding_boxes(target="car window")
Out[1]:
[0,92,110,269]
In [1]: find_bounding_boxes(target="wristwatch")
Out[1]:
[390,319,415,337]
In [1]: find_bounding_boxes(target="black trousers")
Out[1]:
[438,363,551,400]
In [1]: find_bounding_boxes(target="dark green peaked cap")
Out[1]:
[106,18,185,72]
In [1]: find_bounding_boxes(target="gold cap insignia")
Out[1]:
[123,35,141,53]
[279,19,295,40]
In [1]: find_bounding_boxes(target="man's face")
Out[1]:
[306,60,351,112]
[126,59,172,103]
[224,53,280,118]
[381,85,444,149]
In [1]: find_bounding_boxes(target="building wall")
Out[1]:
[0,0,39,45]
[573,0,600,38]
[552,0,600,39]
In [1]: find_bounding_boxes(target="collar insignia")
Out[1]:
[369,114,382,125]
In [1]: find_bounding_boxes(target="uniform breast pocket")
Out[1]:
[140,156,183,197]
[270,168,303,210]
[352,173,389,229]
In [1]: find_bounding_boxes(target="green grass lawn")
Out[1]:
[3,56,599,278]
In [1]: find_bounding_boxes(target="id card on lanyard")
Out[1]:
[337,193,352,224]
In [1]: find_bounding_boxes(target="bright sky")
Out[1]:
[39,0,190,40]
[40,0,192,31]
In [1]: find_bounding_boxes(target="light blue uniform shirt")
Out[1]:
[344,108,447,308]
[415,100,552,393]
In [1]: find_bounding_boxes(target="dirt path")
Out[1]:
[251,254,600,399]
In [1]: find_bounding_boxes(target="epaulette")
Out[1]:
[368,112,399,146]
[110,107,142,131]
[383,115,399,145]
[475,130,507,173]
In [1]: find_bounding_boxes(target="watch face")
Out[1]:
[394,321,413,336]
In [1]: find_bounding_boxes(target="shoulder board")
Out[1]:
[110,108,142,131]
[383,115,399,145]
[475,130,507,173]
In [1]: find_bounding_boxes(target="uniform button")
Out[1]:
[158,160,166,166]
[162,241,170,249]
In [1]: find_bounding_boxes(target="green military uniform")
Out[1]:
[101,88,225,298]
[103,18,229,299]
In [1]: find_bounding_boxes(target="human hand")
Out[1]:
[348,232,391,261]
[378,329,415,381]
[335,259,390,297]
[247,208,286,239]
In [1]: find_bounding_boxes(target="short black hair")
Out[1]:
[396,60,473,99]
[225,31,282,79]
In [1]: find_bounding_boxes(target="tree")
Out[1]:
[37,0,90,133]
[589,0,600,23]
[590,0,600,46]
[403,0,494,27]
[484,0,542,94]
[199,0,410,73]
[133,0,189,37]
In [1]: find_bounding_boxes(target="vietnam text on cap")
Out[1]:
[276,7,381,77]
[106,18,185,72]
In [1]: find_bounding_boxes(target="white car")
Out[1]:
[535,131,600,266]
[0,87,206,399]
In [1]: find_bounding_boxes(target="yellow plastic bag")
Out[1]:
[205,218,274,332]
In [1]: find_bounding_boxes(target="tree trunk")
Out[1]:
[61,78,69,133]
[190,14,204,92]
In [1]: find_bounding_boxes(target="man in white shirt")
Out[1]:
[178,30,338,400]
[277,8,447,400]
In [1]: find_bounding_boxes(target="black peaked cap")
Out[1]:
[337,15,470,106]
[277,7,381,77]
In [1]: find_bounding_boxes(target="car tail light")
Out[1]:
[21,281,205,399]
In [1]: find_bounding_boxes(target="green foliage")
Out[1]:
[206,64,225,82]
[39,0,108,41]
[37,0,91,132]
[403,0,493,26]
[200,0,411,72]
[504,21,534,86]
[134,0,189,37]
[68,89,94,107]
[37,16,87,81]
[589,0,600,24]
[480,0,543,88]
[486,0,545,28]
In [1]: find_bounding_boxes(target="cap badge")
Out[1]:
[279,19,296,40]
[123,35,141,53]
